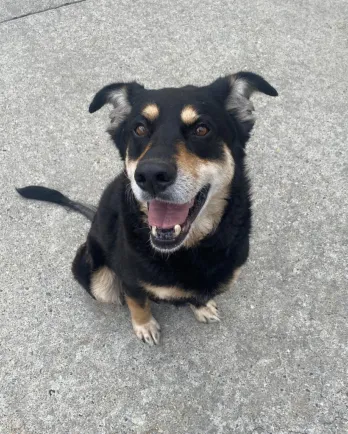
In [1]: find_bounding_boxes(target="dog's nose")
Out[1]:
[135,160,176,195]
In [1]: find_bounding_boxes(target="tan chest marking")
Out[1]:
[141,282,194,301]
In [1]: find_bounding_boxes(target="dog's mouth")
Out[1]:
[147,185,210,252]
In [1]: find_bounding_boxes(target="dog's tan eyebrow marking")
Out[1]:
[181,105,199,125]
[142,103,160,121]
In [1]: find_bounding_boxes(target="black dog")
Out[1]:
[17,71,277,345]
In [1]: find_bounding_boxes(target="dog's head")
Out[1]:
[89,72,277,253]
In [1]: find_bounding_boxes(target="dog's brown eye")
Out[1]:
[134,125,148,137]
[195,124,209,137]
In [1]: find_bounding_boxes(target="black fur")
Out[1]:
[16,186,96,221]
[17,175,249,304]
[88,81,144,114]
[17,72,277,343]
[234,71,278,97]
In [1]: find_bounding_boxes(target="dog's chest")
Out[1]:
[141,282,194,301]
[140,264,240,302]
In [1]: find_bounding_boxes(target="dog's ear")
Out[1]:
[89,81,144,127]
[211,71,278,136]
[89,82,144,159]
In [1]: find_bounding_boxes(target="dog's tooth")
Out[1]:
[174,224,181,236]
[151,226,157,236]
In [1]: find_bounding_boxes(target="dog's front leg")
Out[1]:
[190,299,220,323]
[125,292,161,345]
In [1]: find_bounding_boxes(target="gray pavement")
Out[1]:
[1,1,347,433]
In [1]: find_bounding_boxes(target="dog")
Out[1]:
[17,71,277,345]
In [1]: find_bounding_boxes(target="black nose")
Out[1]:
[134,160,176,195]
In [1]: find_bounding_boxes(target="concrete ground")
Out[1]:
[1,0,347,433]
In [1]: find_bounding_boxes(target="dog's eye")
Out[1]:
[195,124,210,137]
[134,124,148,137]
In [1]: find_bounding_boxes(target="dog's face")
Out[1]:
[90,72,277,253]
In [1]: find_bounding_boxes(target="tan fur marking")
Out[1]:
[126,296,152,325]
[142,282,193,301]
[184,185,229,248]
[125,143,152,182]
[176,142,201,179]
[181,105,199,125]
[142,104,159,121]
[125,143,152,169]
[125,149,148,220]
[91,266,121,304]
[138,143,152,162]
[126,296,160,345]
[125,148,136,179]
[184,144,235,247]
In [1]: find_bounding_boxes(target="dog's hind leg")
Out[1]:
[90,266,122,304]
[72,243,93,292]
[72,242,122,304]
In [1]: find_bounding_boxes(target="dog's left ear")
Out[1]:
[211,71,278,135]
[89,81,144,127]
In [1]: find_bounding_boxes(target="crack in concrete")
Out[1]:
[0,0,87,24]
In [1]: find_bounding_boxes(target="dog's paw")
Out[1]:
[132,317,161,345]
[190,300,220,323]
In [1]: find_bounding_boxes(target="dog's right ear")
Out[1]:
[210,72,277,140]
[89,82,144,127]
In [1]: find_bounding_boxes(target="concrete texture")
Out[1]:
[0,0,85,23]
[0,0,347,433]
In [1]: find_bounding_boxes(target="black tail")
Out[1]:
[16,186,97,221]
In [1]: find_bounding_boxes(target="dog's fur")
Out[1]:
[17,71,277,345]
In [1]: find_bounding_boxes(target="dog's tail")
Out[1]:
[16,186,97,221]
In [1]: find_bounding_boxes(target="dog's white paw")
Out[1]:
[190,300,220,323]
[132,317,161,345]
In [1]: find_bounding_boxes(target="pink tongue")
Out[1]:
[148,200,191,229]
